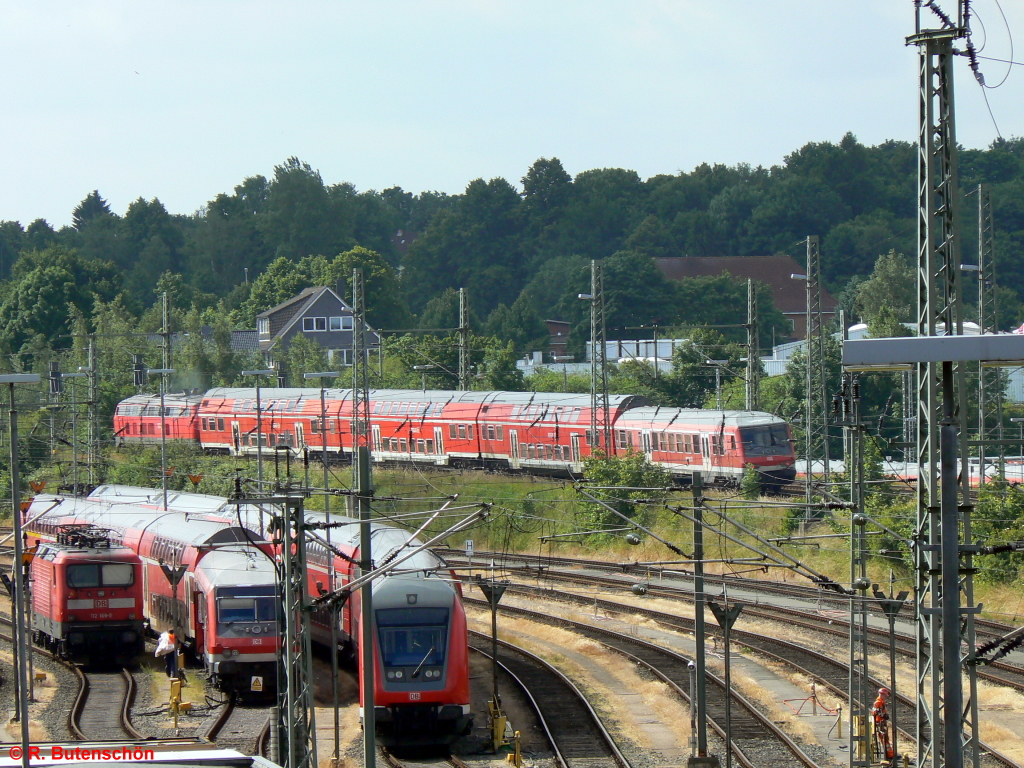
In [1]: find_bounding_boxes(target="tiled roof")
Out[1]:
[655,256,838,315]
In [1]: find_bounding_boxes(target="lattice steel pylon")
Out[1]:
[589,260,611,453]
[839,373,871,768]
[351,267,377,768]
[746,279,760,412]
[458,287,471,391]
[254,494,317,768]
[977,183,1004,483]
[908,6,980,766]
[352,268,372,446]
[804,236,830,505]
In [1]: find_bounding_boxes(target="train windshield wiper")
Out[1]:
[410,646,435,678]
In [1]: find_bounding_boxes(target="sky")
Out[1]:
[1,1,1022,227]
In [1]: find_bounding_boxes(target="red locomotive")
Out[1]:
[30,524,145,662]
[113,387,796,487]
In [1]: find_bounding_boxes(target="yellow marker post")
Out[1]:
[169,678,181,729]
[505,731,522,768]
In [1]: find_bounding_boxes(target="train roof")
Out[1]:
[89,484,228,515]
[28,495,255,549]
[193,546,277,586]
[117,392,204,405]
[202,387,647,410]
[616,407,789,427]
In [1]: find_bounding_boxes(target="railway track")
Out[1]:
[469,632,631,768]
[471,588,1019,768]
[0,617,147,741]
[470,605,818,768]
[457,560,1024,695]
[69,667,148,741]
[204,692,274,754]
[443,548,1022,646]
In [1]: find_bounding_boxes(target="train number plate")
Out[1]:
[409,692,421,701]
[94,600,108,608]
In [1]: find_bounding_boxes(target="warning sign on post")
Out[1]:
[465,540,474,557]
[251,676,263,692]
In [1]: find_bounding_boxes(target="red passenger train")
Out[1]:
[29,524,145,663]
[25,485,475,744]
[113,388,796,487]
[23,490,278,691]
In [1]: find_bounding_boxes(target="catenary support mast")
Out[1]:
[976,183,1003,483]
[908,5,980,765]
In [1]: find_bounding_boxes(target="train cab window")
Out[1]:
[67,563,135,588]
[376,607,449,669]
[217,596,277,624]
[739,425,791,454]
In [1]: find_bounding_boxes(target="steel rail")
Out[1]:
[469,630,631,768]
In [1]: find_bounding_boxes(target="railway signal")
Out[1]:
[476,574,510,752]
[708,599,742,768]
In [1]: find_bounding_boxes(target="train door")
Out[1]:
[433,426,444,455]
[641,430,653,460]
[295,423,306,453]
[701,434,712,472]
[193,591,206,653]
[231,422,241,455]
[371,425,382,458]
[571,433,581,465]
[509,430,520,469]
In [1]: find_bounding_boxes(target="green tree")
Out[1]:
[279,334,330,386]
[576,451,671,536]
[479,340,526,391]
[485,293,549,357]
[856,250,916,323]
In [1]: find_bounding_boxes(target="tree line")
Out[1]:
[0,133,1022,404]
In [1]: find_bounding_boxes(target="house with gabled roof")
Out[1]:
[256,286,380,365]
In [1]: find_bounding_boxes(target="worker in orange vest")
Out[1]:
[871,687,894,762]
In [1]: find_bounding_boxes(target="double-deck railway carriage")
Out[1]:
[297,508,473,745]
[613,407,797,487]
[114,387,797,488]
[113,392,203,446]
[30,524,145,662]
[22,494,276,691]
[192,546,279,694]
[89,485,476,745]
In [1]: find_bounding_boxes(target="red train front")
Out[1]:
[30,525,145,663]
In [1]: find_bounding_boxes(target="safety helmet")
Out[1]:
[878,687,890,697]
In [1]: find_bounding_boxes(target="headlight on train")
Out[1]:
[123,632,137,643]
[129,613,136,620]
[386,671,395,680]
[394,670,403,679]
